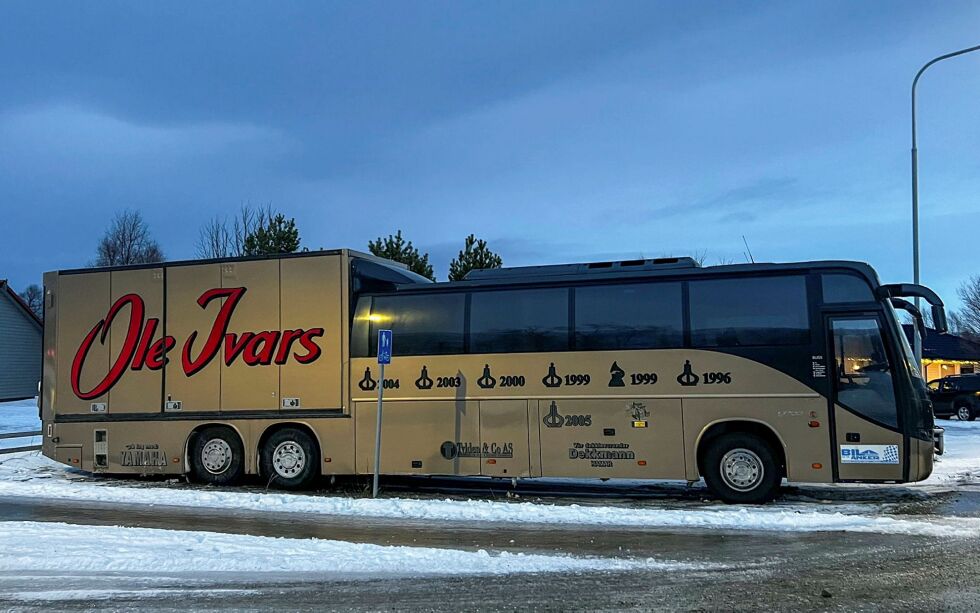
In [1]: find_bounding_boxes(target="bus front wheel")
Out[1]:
[702,433,781,504]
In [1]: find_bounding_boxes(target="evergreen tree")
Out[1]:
[448,234,502,281]
[243,212,300,256]
[368,230,435,281]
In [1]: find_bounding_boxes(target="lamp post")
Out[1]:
[910,44,980,371]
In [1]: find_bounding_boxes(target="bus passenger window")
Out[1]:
[822,274,875,303]
[470,288,568,353]
[369,293,465,356]
[574,282,682,349]
[832,318,898,427]
[690,276,809,347]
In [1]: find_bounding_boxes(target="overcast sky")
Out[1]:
[1,1,979,309]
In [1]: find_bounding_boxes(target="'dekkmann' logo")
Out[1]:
[71,288,325,400]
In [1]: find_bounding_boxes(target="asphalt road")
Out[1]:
[1,482,979,611]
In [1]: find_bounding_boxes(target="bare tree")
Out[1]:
[18,284,43,319]
[94,210,164,266]
[948,276,980,341]
[196,204,270,259]
[196,216,234,259]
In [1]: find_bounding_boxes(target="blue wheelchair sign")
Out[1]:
[377,330,393,365]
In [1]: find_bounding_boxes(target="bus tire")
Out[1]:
[702,433,781,504]
[260,427,318,490]
[190,426,245,486]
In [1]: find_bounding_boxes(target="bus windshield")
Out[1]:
[886,302,921,381]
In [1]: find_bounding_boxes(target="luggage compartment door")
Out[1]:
[479,400,531,477]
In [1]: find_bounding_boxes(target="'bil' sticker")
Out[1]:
[839,445,899,464]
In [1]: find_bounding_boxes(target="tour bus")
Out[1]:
[40,249,947,503]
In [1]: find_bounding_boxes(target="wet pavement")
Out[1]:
[0,492,902,559]
[1,479,980,610]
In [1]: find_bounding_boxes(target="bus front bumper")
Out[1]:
[934,427,945,456]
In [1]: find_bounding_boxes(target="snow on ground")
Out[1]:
[0,521,713,577]
[927,418,980,484]
[2,588,260,603]
[0,452,977,537]
[0,398,39,433]
[0,399,40,451]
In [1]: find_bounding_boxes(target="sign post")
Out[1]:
[372,329,392,498]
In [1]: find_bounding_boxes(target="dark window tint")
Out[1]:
[368,293,465,356]
[822,274,874,303]
[574,283,682,349]
[470,288,568,353]
[690,276,809,347]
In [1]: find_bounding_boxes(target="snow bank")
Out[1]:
[0,521,710,576]
[0,453,976,537]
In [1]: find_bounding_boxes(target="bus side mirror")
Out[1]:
[932,305,948,334]
[879,283,948,335]
[891,298,927,340]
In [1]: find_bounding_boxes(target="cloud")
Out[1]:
[645,177,803,222]
[0,104,291,181]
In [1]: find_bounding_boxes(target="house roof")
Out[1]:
[0,279,42,329]
[902,324,980,362]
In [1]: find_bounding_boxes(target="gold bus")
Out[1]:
[40,250,947,503]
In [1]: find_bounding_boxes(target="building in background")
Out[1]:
[903,325,980,381]
[0,280,42,401]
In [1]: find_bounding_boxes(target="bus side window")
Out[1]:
[369,293,465,356]
[689,276,809,347]
[574,282,683,350]
[470,288,568,353]
[822,274,875,303]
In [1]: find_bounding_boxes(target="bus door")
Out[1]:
[826,314,904,481]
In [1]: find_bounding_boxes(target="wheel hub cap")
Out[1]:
[959,407,970,420]
[272,441,306,478]
[720,448,764,492]
[201,439,233,475]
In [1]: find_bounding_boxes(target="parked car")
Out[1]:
[927,374,980,420]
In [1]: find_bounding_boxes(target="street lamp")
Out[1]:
[910,43,980,371]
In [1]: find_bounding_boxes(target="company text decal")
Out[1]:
[839,445,899,464]
[71,288,324,400]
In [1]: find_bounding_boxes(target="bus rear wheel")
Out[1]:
[703,433,781,504]
[190,426,245,486]
[260,428,319,490]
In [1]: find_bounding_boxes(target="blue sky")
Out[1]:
[1,1,979,309]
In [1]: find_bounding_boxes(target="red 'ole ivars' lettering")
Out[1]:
[69,287,326,400]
